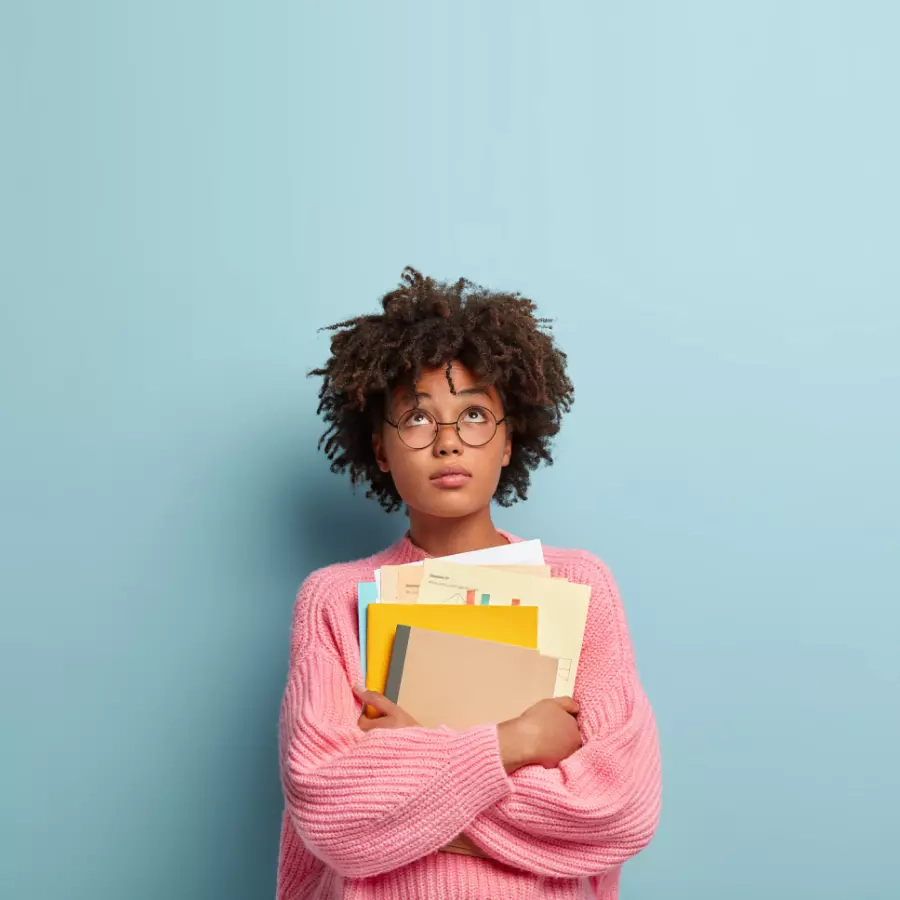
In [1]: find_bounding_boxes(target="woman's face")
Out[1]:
[372,360,512,519]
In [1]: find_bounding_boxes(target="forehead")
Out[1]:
[389,361,498,406]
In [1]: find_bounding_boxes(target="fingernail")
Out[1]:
[352,682,365,694]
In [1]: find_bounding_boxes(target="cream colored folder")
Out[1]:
[418,560,591,697]
[380,563,553,603]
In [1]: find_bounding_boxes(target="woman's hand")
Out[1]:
[353,683,420,731]
[498,697,582,773]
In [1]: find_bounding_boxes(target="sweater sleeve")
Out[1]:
[463,555,662,877]
[278,570,513,879]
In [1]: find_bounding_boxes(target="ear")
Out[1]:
[372,431,390,473]
[501,430,512,468]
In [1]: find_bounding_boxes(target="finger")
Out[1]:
[554,697,580,715]
[360,715,393,731]
[353,682,399,717]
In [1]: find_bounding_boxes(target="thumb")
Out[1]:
[353,682,398,717]
[554,696,580,716]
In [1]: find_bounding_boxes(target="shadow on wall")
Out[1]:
[239,449,401,896]
[280,460,401,574]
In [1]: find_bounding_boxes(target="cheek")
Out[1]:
[491,432,511,464]
[382,445,426,491]
[467,441,510,487]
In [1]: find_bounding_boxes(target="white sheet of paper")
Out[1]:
[444,538,544,567]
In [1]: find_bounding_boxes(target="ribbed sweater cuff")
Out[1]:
[446,723,512,820]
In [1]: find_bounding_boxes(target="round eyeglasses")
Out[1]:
[384,405,506,450]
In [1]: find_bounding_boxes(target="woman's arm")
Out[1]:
[278,569,513,879]
[462,555,662,877]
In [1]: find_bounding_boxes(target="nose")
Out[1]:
[432,421,463,456]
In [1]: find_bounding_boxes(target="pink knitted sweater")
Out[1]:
[276,531,661,900]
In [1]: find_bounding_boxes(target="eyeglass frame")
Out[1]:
[383,404,507,449]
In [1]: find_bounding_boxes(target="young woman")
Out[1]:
[276,268,661,900]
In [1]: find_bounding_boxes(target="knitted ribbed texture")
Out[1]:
[276,531,661,900]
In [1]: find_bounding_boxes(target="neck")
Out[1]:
[406,505,509,558]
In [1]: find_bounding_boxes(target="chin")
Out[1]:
[411,493,490,520]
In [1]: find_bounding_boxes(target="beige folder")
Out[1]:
[386,626,559,730]
[418,560,590,697]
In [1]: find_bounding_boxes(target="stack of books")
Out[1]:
[356,539,591,857]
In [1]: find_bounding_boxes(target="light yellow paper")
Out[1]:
[418,560,591,697]
[385,563,554,603]
[395,566,426,601]
[489,565,553,577]
[379,566,401,604]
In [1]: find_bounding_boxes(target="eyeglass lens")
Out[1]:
[396,405,497,448]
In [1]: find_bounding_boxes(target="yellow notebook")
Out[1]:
[366,603,539,697]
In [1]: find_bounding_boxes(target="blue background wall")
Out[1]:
[2,3,898,898]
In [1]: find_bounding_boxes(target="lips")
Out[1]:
[430,465,472,488]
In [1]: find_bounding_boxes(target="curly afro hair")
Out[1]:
[309,266,574,512]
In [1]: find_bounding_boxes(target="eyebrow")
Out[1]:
[412,387,491,400]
